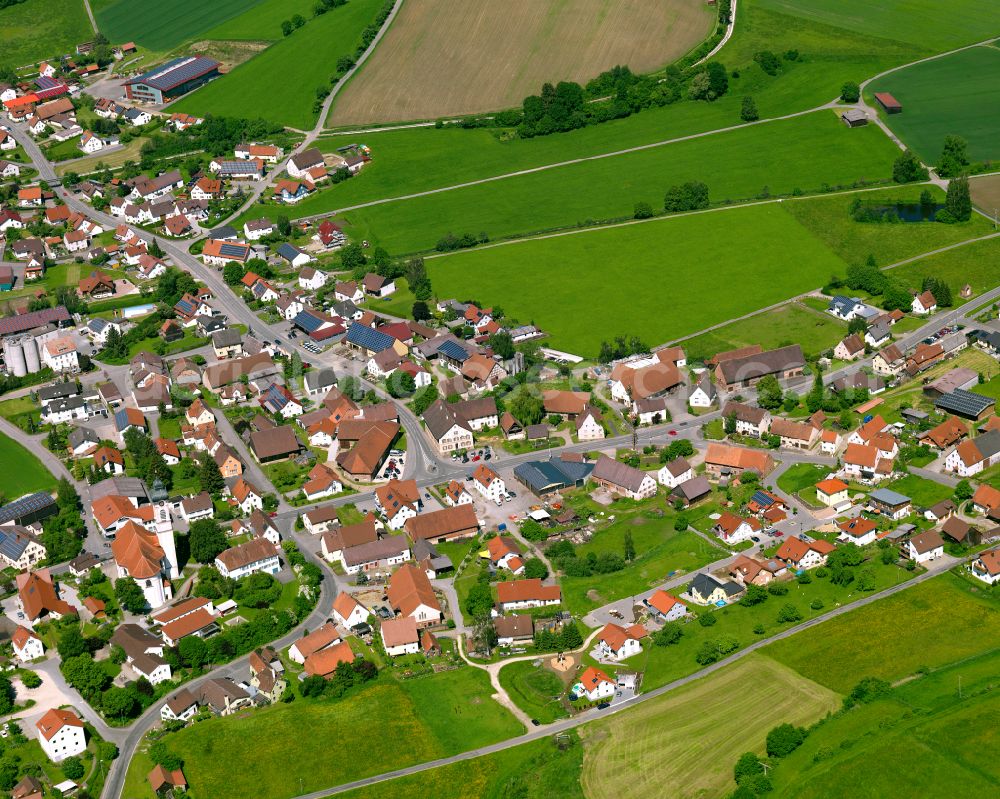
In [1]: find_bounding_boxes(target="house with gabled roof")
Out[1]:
[590,455,657,500]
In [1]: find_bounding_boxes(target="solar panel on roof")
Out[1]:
[346,323,395,352]
[437,340,470,362]
[219,243,249,258]
[935,389,994,418]
[0,493,56,526]
[293,311,324,333]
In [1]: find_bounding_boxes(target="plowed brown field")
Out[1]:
[329,0,715,124]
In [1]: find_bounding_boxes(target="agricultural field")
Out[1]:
[766,573,1000,693]
[173,0,385,129]
[970,173,1000,216]
[681,302,848,363]
[124,669,520,799]
[199,0,317,41]
[312,111,901,252]
[426,203,850,356]
[0,0,92,68]
[580,655,840,799]
[0,432,57,499]
[756,0,1000,50]
[868,45,1000,163]
[329,0,716,124]
[94,0,270,52]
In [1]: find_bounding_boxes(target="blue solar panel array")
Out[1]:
[134,56,220,91]
[0,528,30,561]
[750,490,776,508]
[219,243,249,259]
[346,322,395,353]
[0,493,56,526]
[277,243,302,261]
[437,339,470,363]
[293,310,325,333]
[218,161,261,175]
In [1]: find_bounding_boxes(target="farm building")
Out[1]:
[874,92,902,113]
[125,57,221,104]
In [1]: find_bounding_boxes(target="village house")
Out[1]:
[381,616,421,657]
[776,536,836,570]
[905,529,944,563]
[838,516,878,547]
[36,709,86,763]
[596,622,647,661]
[387,563,442,627]
[644,590,687,622]
[971,547,1000,585]
[945,430,1000,477]
[657,457,694,489]
[487,536,524,575]
[573,666,616,703]
[815,478,849,507]
[703,443,775,477]
[288,622,341,664]
[722,401,771,437]
[590,455,657,500]
[687,572,742,605]
[496,578,561,612]
[713,512,761,544]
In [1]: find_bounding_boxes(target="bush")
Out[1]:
[653,622,683,646]
[840,81,860,102]
[776,603,802,624]
[61,756,85,780]
[740,584,768,607]
[698,613,718,627]
[766,582,788,596]
[21,672,41,689]
[766,723,806,757]
[846,676,892,707]
[734,752,765,783]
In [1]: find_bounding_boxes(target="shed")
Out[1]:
[840,108,868,127]
[874,92,902,113]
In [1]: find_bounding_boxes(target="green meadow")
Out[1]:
[173,0,385,129]
[335,111,899,253]
[869,45,1000,163]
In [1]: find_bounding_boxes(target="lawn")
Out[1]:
[321,111,902,253]
[360,276,416,319]
[868,45,1000,163]
[766,572,1000,693]
[579,654,840,799]
[497,660,570,724]
[55,137,150,176]
[133,668,519,799]
[682,302,847,362]
[884,474,955,509]
[172,0,386,130]
[776,463,835,495]
[95,0,271,51]
[0,0,92,68]
[427,202,850,356]
[329,0,715,124]
[560,517,725,615]
[0,432,57,499]
[767,647,1000,799]
[333,734,586,799]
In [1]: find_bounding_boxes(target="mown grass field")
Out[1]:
[0,432,57,498]
[426,202,849,356]
[681,301,847,363]
[320,111,901,252]
[0,0,92,68]
[868,45,1000,163]
[95,0,270,51]
[580,655,840,799]
[126,669,520,799]
[330,0,715,124]
[173,0,384,129]
[767,572,1000,693]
